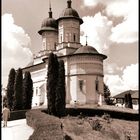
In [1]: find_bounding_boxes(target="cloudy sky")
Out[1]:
[2,0,138,96]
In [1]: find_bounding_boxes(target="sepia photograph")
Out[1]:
[2,0,138,140]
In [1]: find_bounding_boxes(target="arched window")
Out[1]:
[79,80,83,91]
[95,77,99,92]
[73,34,76,42]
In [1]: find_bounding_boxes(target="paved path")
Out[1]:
[1,119,34,140]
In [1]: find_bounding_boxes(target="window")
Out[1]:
[36,87,38,96]
[60,35,62,43]
[74,34,76,42]
[54,42,56,50]
[95,77,99,92]
[42,38,46,50]
[132,99,138,105]
[47,42,50,50]
[79,80,83,91]
[65,33,68,42]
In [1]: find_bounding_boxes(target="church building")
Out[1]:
[22,0,107,107]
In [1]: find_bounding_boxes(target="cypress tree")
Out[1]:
[6,68,16,110]
[124,94,129,108]
[104,83,112,105]
[55,60,66,117]
[104,83,111,98]
[47,53,58,115]
[13,68,23,110]
[127,93,133,109]
[23,71,33,109]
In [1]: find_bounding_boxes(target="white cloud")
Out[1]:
[83,0,98,7]
[80,13,113,53]
[104,75,127,96]
[83,0,138,43]
[2,14,33,88]
[109,0,138,43]
[104,63,138,96]
[105,0,137,17]
[122,64,138,89]
[104,63,124,74]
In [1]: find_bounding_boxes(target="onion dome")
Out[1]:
[57,0,83,24]
[38,7,58,35]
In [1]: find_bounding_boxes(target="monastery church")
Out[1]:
[22,0,107,107]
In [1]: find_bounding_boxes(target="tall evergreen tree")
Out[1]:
[47,53,58,115]
[23,71,33,109]
[13,68,23,110]
[127,93,133,109]
[104,83,111,98]
[104,83,114,105]
[55,60,66,117]
[6,68,16,110]
[124,93,129,108]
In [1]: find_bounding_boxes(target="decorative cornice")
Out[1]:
[66,73,104,77]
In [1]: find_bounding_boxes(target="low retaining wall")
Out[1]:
[65,108,139,121]
[9,110,29,121]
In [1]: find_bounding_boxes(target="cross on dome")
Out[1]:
[48,0,52,18]
[67,0,72,8]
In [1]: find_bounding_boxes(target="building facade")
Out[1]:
[22,0,107,107]
[114,90,139,110]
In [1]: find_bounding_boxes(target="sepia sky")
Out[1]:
[2,0,138,96]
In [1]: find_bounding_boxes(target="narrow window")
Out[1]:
[95,77,99,92]
[60,35,62,43]
[74,34,76,42]
[47,42,50,50]
[54,42,56,50]
[79,80,83,91]
[36,87,38,96]
[65,33,68,42]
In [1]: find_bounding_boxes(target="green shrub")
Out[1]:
[102,113,111,123]
[90,119,102,131]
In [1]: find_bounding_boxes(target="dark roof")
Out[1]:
[131,91,139,98]
[41,18,57,28]
[38,7,58,35]
[113,90,139,99]
[74,45,107,60]
[38,18,58,35]
[74,45,99,54]
[60,8,79,18]
[57,0,83,24]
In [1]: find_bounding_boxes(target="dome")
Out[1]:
[38,7,58,35]
[57,0,83,24]
[41,17,57,28]
[74,45,107,60]
[74,45,99,54]
[60,8,80,18]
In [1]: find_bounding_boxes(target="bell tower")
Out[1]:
[38,2,58,56]
[56,0,83,55]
